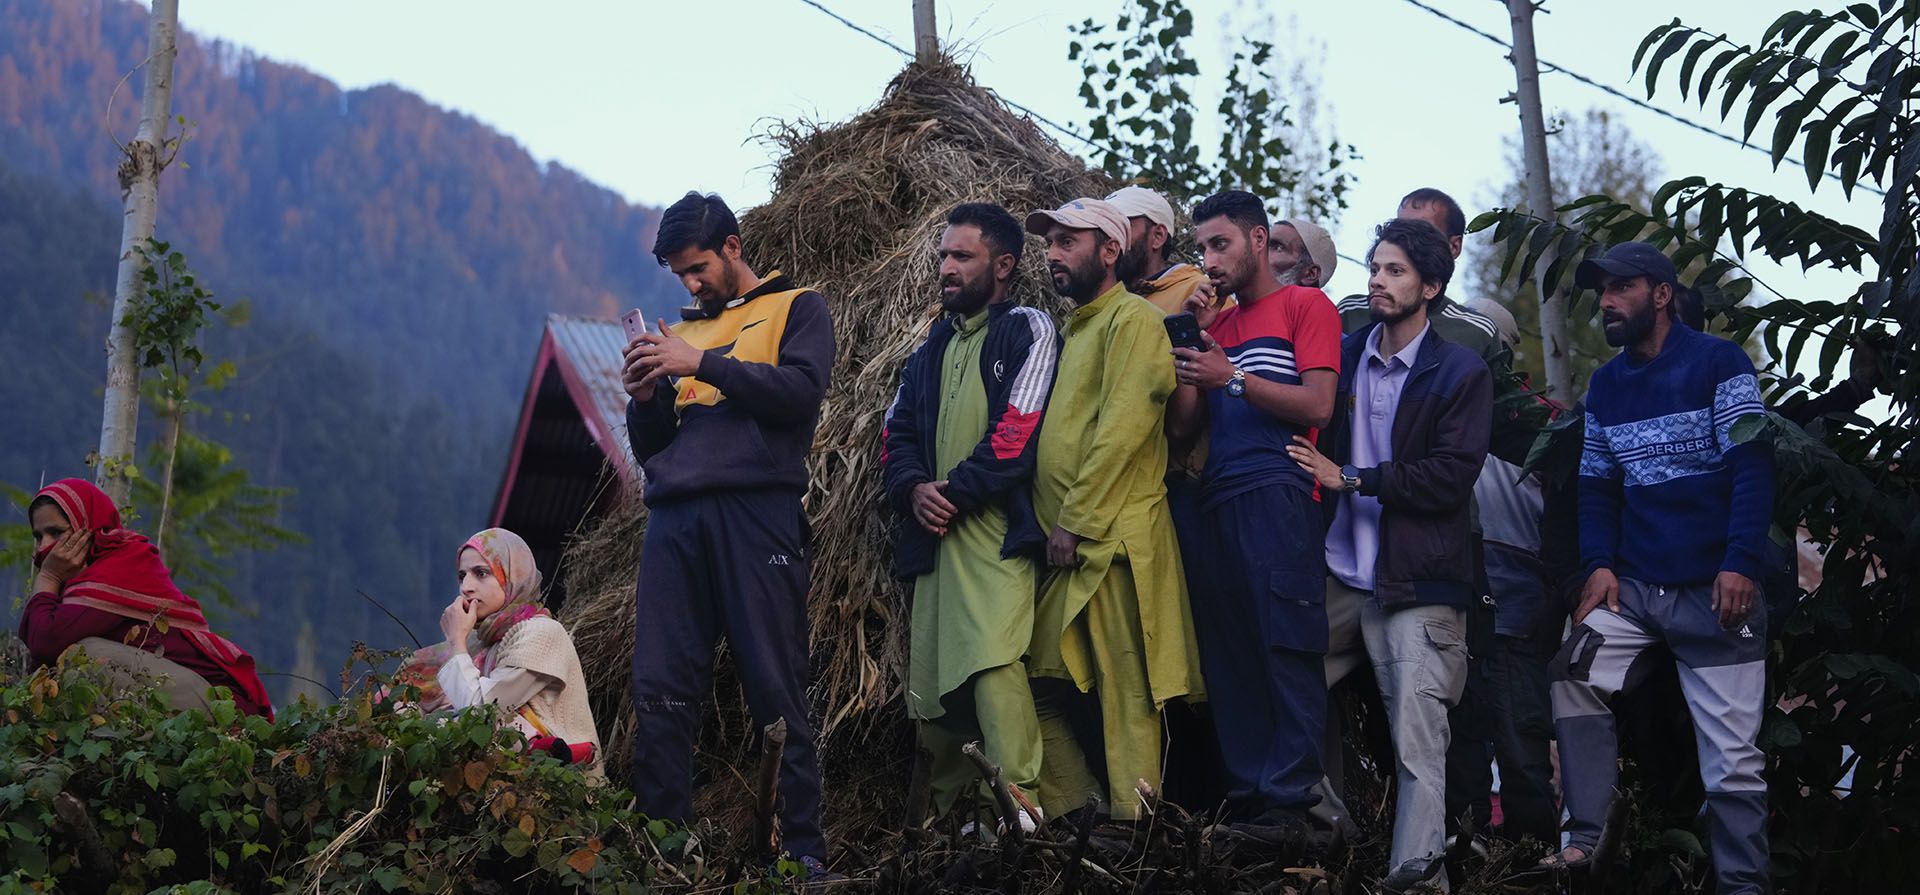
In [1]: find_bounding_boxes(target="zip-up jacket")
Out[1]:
[1320,322,1493,608]
[626,273,834,506]
[882,302,1059,580]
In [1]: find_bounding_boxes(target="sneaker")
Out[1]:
[796,855,845,887]
[1381,855,1446,894]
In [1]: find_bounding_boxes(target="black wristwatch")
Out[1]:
[1340,464,1362,492]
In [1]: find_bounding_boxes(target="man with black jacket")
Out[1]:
[621,191,834,871]
[883,203,1060,828]
[1289,219,1493,893]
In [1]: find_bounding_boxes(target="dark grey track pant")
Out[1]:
[1552,576,1769,895]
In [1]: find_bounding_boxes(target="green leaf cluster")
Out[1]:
[0,650,779,894]
[1070,0,1358,221]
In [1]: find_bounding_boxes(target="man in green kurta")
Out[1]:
[884,203,1061,826]
[1022,198,1206,822]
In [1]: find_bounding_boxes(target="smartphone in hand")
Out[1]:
[1163,311,1206,352]
[621,308,649,344]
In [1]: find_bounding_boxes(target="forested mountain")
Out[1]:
[0,0,682,696]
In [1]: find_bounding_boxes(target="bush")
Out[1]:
[0,649,793,893]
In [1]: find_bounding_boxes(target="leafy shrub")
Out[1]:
[0,650,791,893]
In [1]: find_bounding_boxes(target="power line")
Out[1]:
[1401,0,1887,197]
[791,0,1125,161]
[796,0,1370,268]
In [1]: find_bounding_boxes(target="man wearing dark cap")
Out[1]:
[1547,241,1773,895]
[1022,198,1205,824]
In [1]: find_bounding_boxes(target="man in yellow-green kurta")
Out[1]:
[883,203,1060,828]
[1022,197,1206,823]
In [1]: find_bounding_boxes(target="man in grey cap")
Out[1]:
[1106,185,1213,315]
[1020,197,1206,824]
[1270,217,1338,290]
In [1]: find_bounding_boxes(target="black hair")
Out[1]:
[1399,187,1466,238]
[946,202,1025,264]
[651,191,739,267]
[28,494,55,516]
[1369,218,1455,299]
[1191,190,1270,234]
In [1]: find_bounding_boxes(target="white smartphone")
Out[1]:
[621,308,650,343]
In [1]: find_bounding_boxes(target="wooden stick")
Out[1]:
[753,718,788,860]
[1059,795,1100,895]
[961,741,1025,845]
[1588,785,1632,892]
[904,742,933,847]
[52,792,115,891]
[1007,781,1045,828]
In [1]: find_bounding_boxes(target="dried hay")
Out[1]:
[558,57,1116,844]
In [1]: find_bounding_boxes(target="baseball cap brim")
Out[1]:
[1576,256,1651,290]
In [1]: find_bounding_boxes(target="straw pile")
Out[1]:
[559,57,1116,842]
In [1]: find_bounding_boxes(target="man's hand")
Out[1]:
[1046,526,1084,569]
[439,596,478,653]
[1285,435,1345,492]
[635,319,706,389]
[911,480,956,536]
[1711,570,1758,628]
[1185,281,1223,330]
[1574,568,1621,625]
[33,528,90,594]
[621,337,658,402]
[1172,331,1234,390]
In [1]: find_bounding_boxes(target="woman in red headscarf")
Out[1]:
[17,478,273,719]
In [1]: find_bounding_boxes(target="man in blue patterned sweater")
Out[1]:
[1547,241,1773,895]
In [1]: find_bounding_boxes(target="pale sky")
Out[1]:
[166,0,1876,332]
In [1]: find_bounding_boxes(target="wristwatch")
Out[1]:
[1340,464,1362,492]
[1225,368,1247,397]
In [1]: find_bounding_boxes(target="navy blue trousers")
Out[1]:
[628,490,826,860]
[1191,483,1328,815]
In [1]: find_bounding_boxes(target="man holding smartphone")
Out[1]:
[620,191,834,873]
[1165,190,1342,829]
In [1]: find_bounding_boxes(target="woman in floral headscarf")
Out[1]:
[18,478,274,718]
[398,528,602,777]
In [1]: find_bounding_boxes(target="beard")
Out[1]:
[1050,251,1107,303]
[1272,263,1300,288]
[695,268,740,305]
[1368,292,1424,325]
[1115,240,1148,286]
[939,270,995,314]
[1603,302,1654,347]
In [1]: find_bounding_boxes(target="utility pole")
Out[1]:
[1506,0,1574,402]
[96,0,181,506]
[913,0,938,64]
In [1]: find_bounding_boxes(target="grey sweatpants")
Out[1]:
[1551,576,1769,895]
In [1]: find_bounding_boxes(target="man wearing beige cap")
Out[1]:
[1106,185,1213,315]
[1270,217,1338,290]
[1022,197,1205,824]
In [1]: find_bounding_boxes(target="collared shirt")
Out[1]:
[1326,322,1431,591]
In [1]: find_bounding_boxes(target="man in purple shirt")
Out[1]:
[1289,219,1492,893]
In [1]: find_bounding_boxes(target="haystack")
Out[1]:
[559,58,1116,843]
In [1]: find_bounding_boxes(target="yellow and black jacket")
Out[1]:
[626,272,835,505]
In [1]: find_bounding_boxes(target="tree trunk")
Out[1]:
[1506,0,1575,403]
[95,0,180,506]
[155,403,183,553]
